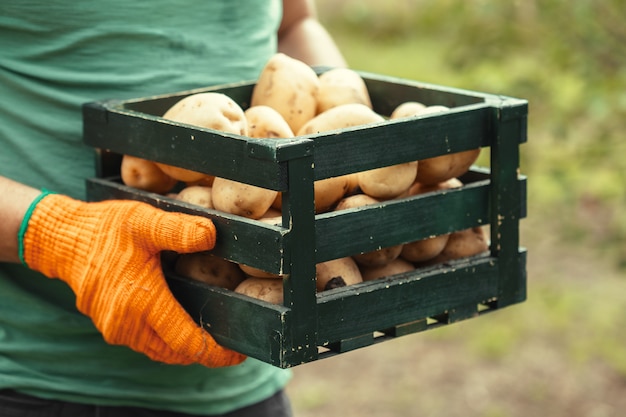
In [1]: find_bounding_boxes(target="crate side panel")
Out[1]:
[363,76,487,115]
[316,255,499,344]
[488,100,528,306]
[315,181,490,262]
[86,178,288,274]
[311,106,490,180]
[166,274,289,366]
[83,103,287,190]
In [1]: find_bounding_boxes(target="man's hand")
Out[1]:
[20,191,246,367]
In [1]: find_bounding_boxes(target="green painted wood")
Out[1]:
[382,319,428,337]
[315,254,499,345]
[315,179,491,262]
[310,105,490,180]
[86,178,288,274]
[165,273,290,365]
[82,102,290,191]
[487,97,528,307]
[83,75,528,368]
[278,144,320,365]
[123,81,257,117]
[327,333,375,353]
[362,72,489,113]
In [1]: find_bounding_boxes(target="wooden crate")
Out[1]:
[82,72,528,368]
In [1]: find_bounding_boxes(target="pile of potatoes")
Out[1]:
[119,53,488,304]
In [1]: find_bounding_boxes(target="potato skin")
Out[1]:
[316,257,363,292]
[400,178,463,262]
[421,227,490,266]
[175,185,213,209]
[174,253,246,291]
[120,154,178,194]
[353,245,404,268]
[334,193,380,211]
[400,234,450,263]
[415,149,481,185]
[251,53,320,134]
[316,67,373,114]
[235,277,284,304]
[357,161,418,200]
[272,175,351,214]
[359,257,416,282]
[297,103,384,136]
[211,177,278,220]
[244,105,294,139]
[156,92,248,182]
[390,101,427,119]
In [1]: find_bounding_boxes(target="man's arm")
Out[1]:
[0,176,41,263]
[278,0,347,68]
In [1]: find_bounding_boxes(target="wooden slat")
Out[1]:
[311,105,490,180]
[316,254,499,345]
[82,102,291,190]
[83,75,528,368]
[314,180,490,262]
[86,178,289,274]
[166,274,290,365]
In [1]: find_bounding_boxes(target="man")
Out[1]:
[0,0,346,415]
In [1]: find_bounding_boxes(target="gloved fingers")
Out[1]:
[131,205,217,254]
[145,291,247,367]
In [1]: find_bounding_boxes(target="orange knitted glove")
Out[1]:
[19,191,246,368]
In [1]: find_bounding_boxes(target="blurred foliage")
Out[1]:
[318,0,626,265]
[289,5,626,416]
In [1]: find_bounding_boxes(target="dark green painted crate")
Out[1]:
[82,72,528,368]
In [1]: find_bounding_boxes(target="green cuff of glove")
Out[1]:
[18,189,56,266]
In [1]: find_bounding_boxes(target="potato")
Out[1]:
[422,227,489,266]
[316,67,373,114]
[211,177,278,220]
[344,172,361,196]
[120,154,178,194]
[360,257,416,282]
[316,257,363,292]
[390,101,427,119]
[357,161,418,200]
[416,105,450,115]
[156,92,248,182]
[415,149,481,185]
[296,103,384,136]
[251,53,320,134]
[185,175,215,187]
[175,185,213,209]
[400,234,450,263]
[239,264,282,279]
[353,245,404,268]
[401,104,480,185]
[313,176,351,213]
[334,193,380,211]
[400,178,463,262]
[244,105,294,139]
[272,175,351,214]
[333,194,403,267]
[174,252,246,291]
[260,207,282,220]
[234,277,284,304]
[407,177,464,196]
[162,92,248,134]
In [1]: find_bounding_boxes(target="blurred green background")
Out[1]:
[286,1,626,416]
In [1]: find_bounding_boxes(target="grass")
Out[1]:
[286,1,626,416]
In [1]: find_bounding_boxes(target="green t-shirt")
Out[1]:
[0,1,291,414]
